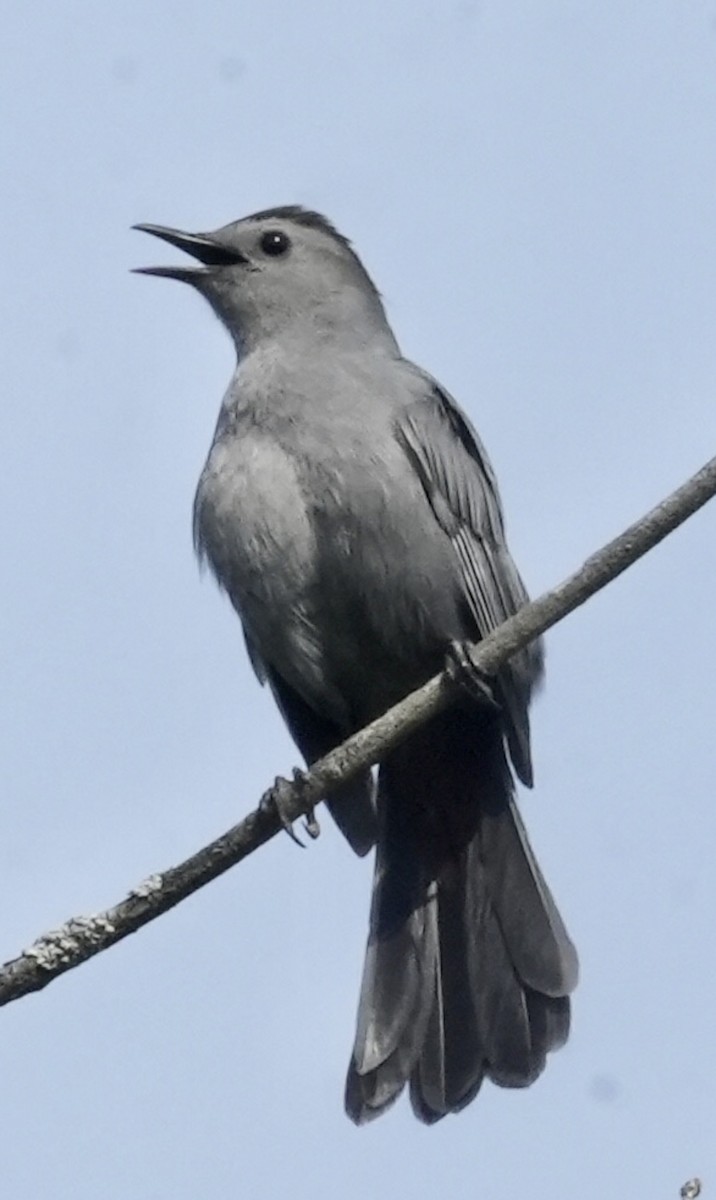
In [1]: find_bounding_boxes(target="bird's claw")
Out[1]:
[304,809,321,840]
[445,640,501,713]
[260,769,311,848]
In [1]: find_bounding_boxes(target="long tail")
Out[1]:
[345,708,578,1124]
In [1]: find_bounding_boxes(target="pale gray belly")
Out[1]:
[194,429,464,727]
[194,434,346,713]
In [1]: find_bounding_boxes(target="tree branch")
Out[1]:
[2,454,715,1007]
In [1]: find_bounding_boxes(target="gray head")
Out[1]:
[134,206,398,357]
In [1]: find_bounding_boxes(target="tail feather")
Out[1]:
[345,709,577,1125]
[351,884,437,1074]
[346,830,437,1120]
[346,897,436,1121]
[478,793,578,996]
[409,869,486,1121]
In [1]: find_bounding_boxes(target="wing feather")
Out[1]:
[396,378,543,785]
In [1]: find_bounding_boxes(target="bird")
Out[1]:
[134,206,578,1124]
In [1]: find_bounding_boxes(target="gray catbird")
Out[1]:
[135,206,578,1124]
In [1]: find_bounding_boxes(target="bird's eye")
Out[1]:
[260,229,291,257]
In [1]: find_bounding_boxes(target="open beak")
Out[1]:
[132,223,248,280]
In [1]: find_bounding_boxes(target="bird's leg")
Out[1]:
[260,767,316,848]
[445,640,501,714]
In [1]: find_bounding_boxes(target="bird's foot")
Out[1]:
[260,768,316,848]
[445,640,501,713]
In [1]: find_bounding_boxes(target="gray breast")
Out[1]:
[194,430,348,713]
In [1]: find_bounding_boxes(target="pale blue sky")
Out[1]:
[1,3,715,1196]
